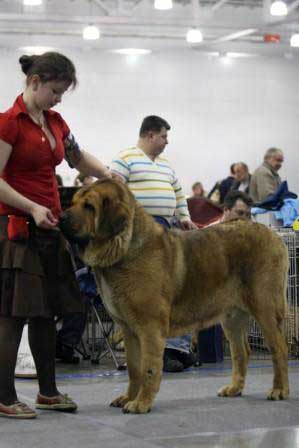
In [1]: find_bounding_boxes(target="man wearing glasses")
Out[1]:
[207,190,253,226]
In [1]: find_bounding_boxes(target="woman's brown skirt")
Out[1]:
[0,216,84,318]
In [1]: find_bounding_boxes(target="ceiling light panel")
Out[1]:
[154,0,173,10]
[23,0,43,5]
[82,25,100,40]
[270,1,288,16]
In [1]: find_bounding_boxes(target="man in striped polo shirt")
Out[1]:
[111,115,194,230]
[111,115,197,372]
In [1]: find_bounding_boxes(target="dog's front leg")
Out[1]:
[110,327,142,408]
[122,329,165,414]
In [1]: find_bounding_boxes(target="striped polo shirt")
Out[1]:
[111,147,190,223]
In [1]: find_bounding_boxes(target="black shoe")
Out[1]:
[176,351,197,369]
[163,350,184,372]
[163,357,184,372]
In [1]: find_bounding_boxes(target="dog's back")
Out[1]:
[134,220,288,337]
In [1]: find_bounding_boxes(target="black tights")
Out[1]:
[0,316,59,405]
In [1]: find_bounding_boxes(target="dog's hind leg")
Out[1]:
[218,308,250,398]
[254,312,289,400]
[110,325,142,408]
[122,325,166,414]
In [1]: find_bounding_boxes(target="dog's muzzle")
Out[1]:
[59,213,91,248]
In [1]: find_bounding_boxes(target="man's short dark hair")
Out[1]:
[224,190,253,210]
[139,115,171,137]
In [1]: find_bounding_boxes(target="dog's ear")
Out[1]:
[100,197,128,238]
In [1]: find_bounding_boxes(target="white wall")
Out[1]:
[1,47,298,195]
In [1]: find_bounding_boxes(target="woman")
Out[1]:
[0,52,110,419]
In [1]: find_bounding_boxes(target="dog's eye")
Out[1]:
[84,202,95,212]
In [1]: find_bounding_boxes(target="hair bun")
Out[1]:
[19,54,37,75]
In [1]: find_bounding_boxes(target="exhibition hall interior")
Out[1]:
[1,1,299,447]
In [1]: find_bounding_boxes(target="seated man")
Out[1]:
[231,162,251,196]
[163,335,196,372]
[209,190,253,225]
[196,190,253,364]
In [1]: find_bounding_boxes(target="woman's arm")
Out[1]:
[75,150,111,178]
[0,139,58,228]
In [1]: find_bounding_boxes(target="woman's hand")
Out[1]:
[31,204,58,229]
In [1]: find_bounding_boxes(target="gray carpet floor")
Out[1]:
[2,359,299,448]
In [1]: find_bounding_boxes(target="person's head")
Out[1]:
[138,115,170,157]
[19,52,77,111]
[264,147,284,172]
[192,182,204,198]
[223,191,253,221]
[234,162,249,183]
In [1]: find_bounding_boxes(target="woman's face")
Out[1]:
[32,78,70,110]
[193,184,204,197]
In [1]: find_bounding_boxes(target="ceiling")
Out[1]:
[0,0,299,56]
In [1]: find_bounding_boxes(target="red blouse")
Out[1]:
[0,94,70,218]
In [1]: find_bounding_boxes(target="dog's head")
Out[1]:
[60,178,135,267]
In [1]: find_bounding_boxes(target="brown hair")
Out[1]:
[192,181,204,191]
[19,52,77,88]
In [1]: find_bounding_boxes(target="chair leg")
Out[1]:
[91,305,121,369]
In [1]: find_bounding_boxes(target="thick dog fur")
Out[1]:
[61,178,289,414]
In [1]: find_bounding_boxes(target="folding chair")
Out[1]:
[76,267,125,370]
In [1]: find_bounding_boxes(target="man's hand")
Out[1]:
[180,220,198,231]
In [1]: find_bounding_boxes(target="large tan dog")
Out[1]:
[60,179,289,414]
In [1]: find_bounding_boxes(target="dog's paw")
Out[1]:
[217,384,243,397]
[122,400,152,414]
[110,395,129,408]
[267,388,289,400]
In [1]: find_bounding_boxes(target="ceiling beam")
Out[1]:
[0,12,241,29]
[211,0,229,12]
[117,0,126,14]
[130,0,148,13]
[288,0,299,13]
[92,0,112,15]
[262,0,271,21]
[191,0,201,20]
[215,28,257,43]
